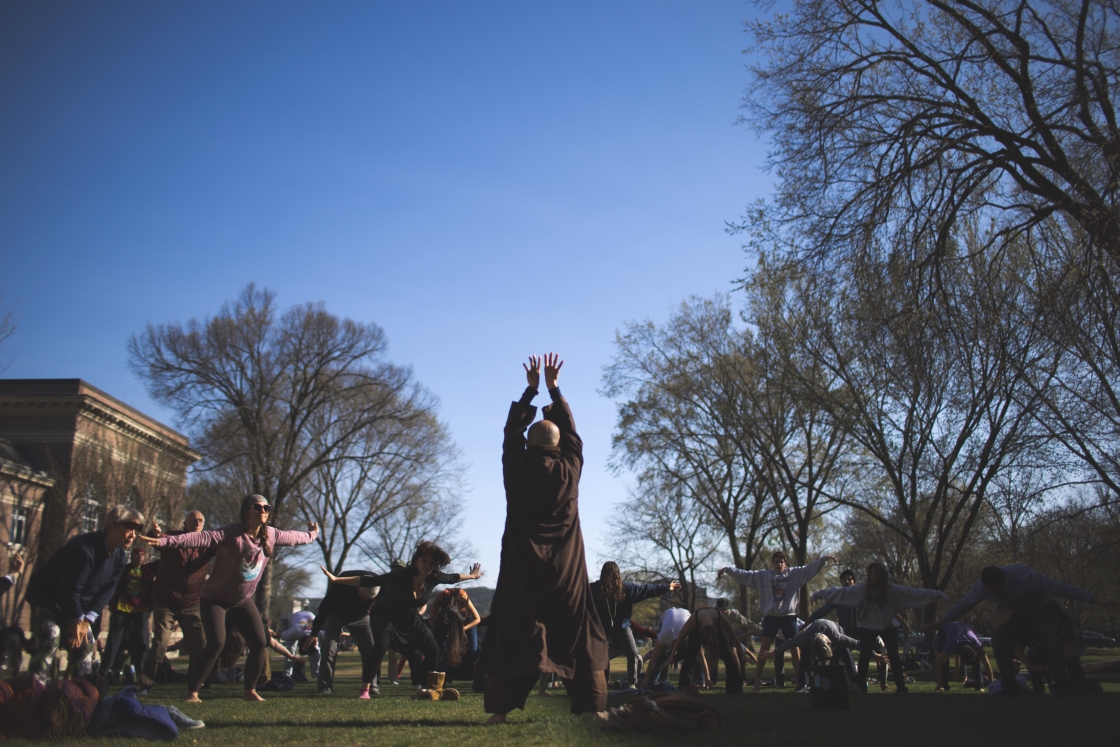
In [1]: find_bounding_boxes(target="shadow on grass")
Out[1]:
[206,719,486,730]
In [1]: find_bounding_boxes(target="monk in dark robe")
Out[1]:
[478,353,609,724]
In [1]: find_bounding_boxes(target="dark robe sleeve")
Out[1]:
[503,388,538,488]
[541,387,583,469]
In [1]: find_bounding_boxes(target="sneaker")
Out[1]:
[358,690,370,700]
[793,686,809,694]
[138,687,151,696]
[166,706,205,730]
[318,687,332,695]
[390,679,400,686]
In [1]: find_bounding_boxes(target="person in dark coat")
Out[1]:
[589,561,680,686]
[308,569,381,695]
[478,353,610,724]
[25,504,145,681]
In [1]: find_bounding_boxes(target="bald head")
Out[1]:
[527,420,560,448]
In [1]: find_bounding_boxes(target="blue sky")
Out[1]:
[1,1,770,592]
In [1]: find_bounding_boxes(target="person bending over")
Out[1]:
[310,570,380,695]
[932,621,992,691]
[761,619,860,687]
[640,607,691,688]
[665,604,743,694]
[926,564,1118,697]
[320,542,482,700]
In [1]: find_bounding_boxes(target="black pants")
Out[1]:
[857,626,905,690]
[99,610,147,677]
[606,627,643,683]
[189,596,267,692]
[369,614,439,687]
[318,614,377,689]
[678,629,743,694]
[993,607,1073,695]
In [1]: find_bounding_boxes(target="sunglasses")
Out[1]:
[252,504,272,514]
[119,522,144,531]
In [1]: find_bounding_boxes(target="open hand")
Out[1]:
[543,352,563,389]
[467,563,484,580]
[8,552,23,575]
[668,580,682,591]
[716,568,727,581]
[307,521,318,533]
[150,520,163,538]
[823,555,838,564]
[320,565,342,583]
[524,356,541,389]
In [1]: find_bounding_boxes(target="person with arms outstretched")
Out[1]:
[718,551,836,692]
[478,353,610,724]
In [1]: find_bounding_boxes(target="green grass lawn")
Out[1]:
[8,652,1120,746]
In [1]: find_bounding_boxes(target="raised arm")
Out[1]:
[784,555,834,587]
[624,581,677,605]
[155,527,227,550]
[891,584,948,610]
[718,566,769,590]
[464,598,482,631]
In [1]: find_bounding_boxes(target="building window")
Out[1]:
[81,481,101,535]
[10,507,29,546]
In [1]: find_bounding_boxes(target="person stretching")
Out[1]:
[932,621,992,691]
[639,607,691,688]
[759,619,860,686]
[811,563,947,693]
[139,494,317,703]
[718,551,836,692]
[589,561,680,687]
[319,541,483,700]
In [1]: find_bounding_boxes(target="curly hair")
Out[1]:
[411,540,451,573]
[598,562,625,602]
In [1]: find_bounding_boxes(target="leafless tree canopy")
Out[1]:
[129,283,465,609]
[742,0,1120,268]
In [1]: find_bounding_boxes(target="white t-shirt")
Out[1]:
[657,608,691,646]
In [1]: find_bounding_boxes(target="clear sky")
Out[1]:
[1,1,770,593]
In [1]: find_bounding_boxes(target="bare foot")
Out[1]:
[538,687,550,696]
[594,711,610,723]
[484,713,508,725]
[184,694,202,703]
[243,690,265,702]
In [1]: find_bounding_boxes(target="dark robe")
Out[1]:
[477,385,608,714]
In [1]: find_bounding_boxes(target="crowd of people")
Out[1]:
[2,354,1118,726]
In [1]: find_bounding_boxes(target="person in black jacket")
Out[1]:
[25,504,145,681]
[309,569,381,696]
[589,561,680,687]
[320,541,482,699]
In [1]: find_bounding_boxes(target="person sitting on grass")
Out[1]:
[139,494,318,703]
[932,621,992,691]
[717,551,837,693]
[811,563,947,694]
[926,564,1119,697]
[759,618,861,689]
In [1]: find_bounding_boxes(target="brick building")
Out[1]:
[0,379,200,629]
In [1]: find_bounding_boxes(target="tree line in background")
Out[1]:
[605,0,1120,630]
[129,283,468,619]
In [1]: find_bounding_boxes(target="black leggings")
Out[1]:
[189,596,267,692]
[857,626,905,690]
[678,629,743,694]
[369,614,439,687]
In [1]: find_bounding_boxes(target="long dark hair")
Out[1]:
[240,494,273,558]
[431,589,469,666]
[865,563,889,605]
[411,540,451,574]
[599,561,624,602]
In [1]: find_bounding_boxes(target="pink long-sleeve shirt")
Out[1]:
[158,522,317,605]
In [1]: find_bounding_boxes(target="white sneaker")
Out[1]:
[166,706,205,730]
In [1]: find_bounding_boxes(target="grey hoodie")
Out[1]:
[810,570,947,630]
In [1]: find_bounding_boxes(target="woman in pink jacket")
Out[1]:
[141,494,317,702]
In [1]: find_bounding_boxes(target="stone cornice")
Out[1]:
[0,456,57,489]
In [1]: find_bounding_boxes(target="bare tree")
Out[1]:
[741,0,1120,270]
[608,475,721,611]
[359,490,471,573]
[129,283,426,611]
[0,290,16,371]
[758,232,1049,618]
[602,296,777,612]
[296,401,465,574]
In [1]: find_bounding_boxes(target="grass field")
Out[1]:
[8,651,1120,746]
